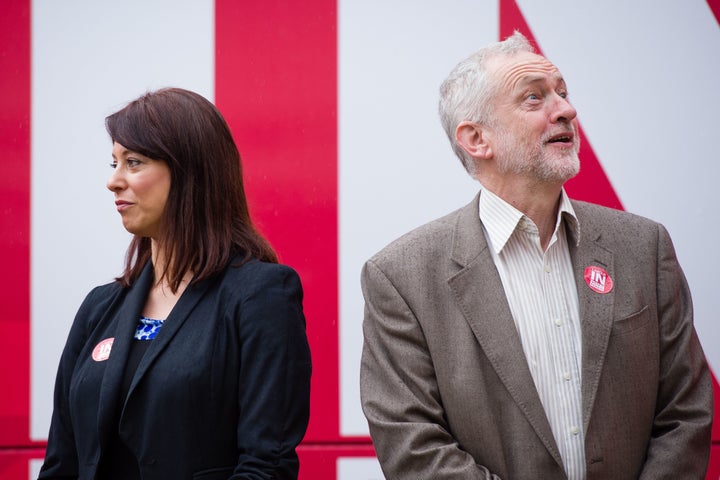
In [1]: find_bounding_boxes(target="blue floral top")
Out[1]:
[134,316,165,340]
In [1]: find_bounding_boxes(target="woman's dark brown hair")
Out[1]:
[106,87,277,291]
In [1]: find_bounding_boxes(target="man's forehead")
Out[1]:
[489,51,564,90]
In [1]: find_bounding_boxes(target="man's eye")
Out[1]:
[527,93,539,100]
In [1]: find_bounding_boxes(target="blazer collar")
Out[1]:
[124,268,217,400]
[448,192,564,468]
[97,260,219,436]
[449,195,619,463]
[97,260,155,440]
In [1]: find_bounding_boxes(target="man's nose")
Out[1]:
[552,95,577,124]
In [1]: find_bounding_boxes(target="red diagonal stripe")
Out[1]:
[707,0,720,24]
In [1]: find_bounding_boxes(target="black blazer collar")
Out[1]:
[96,260,220,438]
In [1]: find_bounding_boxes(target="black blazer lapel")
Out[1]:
[97,261,155,442]
[447,194,564,468]
[125,269,218,401]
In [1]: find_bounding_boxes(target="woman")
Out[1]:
[38,88,312,479]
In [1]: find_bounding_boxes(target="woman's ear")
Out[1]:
[455,121,493,160]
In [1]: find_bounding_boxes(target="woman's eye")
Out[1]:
[109,162,117,169]
[127,158,141,167]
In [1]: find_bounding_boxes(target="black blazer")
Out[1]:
[39,258,312,480]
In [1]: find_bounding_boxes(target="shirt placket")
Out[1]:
[542,242,585,480]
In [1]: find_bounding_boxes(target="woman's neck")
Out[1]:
[150,239,194,288]
[144,239,192,319]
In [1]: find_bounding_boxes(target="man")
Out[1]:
[360,32,713,479]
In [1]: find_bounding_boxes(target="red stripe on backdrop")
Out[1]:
[296,444,377,477]
[215,0,339,442]
[714,378,720,441]
[0,0,32,446]
[500,0,623,210]
[0,450,46,478]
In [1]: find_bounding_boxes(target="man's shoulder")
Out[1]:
[570,199,667,248]
[571,199,659,228]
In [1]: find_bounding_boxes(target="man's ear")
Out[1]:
[455,121,493,160]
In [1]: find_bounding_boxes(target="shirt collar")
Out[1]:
[478,187,580,254]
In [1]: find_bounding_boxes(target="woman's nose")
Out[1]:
[106,167,125,192]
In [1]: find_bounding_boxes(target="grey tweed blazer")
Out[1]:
[360,192,712,480]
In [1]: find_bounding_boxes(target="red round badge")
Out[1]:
[584,266,613,294]
[92,337,114,362]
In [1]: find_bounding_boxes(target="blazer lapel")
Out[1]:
[568,203,616,432]
[124,269,217,401]
[97,261,155,441]
[447,193,563,468]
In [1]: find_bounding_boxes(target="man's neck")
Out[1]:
[482,177,563,251]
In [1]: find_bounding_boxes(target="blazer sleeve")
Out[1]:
[39,286,107,480]
[231,264,312,480]
[638,224,713,478]
[360,260,501,480]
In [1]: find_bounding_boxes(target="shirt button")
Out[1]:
[544,264,552,273]
[570,426,580,435]
[553,318,563,327]
[563,372,571,381]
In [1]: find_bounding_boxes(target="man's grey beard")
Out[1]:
[494,128,580,183]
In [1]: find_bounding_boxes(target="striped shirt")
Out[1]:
[479,187,585,480]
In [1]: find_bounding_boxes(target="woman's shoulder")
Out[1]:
[220,258,302,296]
[79,280,124,309]
[226,257,298,279]
[65,280,125,340]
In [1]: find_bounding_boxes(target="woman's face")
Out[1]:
[107,142,171,239]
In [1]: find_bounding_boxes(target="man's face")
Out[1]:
[485,51,580,183]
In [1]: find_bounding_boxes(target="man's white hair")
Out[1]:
[438,31,535,175]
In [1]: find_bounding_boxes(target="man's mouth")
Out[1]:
[547,133,574,144]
